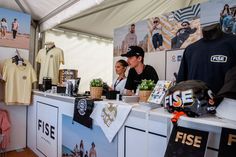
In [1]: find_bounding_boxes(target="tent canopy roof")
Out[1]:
[0,0,206,39]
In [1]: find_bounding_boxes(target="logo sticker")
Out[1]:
[171,55,176,62]
[127,47,131,52]
[210,55,227,63]
[77,99,87,116]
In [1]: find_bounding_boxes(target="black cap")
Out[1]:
[121,46,144,58]
[217,66,236,99]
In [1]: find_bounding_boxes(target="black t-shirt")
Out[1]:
[125,65,159,92]
[177,33,236,94]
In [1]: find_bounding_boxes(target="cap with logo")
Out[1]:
[121,46,144,58]
[164,80,218,117]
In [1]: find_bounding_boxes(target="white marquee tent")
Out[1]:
[0,0,233,153]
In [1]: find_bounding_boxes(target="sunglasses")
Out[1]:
[153,21,158,23]
[182,24,188,27]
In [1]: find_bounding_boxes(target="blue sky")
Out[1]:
[0,8,31,34]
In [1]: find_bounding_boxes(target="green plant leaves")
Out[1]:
[139,79,155,91]
[90,78,103,87]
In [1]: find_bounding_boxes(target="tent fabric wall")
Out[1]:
[44,30,113,93]
[40,0,105,32]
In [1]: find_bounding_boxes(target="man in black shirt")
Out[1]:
[121,46,159,95]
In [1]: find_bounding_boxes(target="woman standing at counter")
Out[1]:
[110,59,128,95]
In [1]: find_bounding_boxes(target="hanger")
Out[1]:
[12,49,26,66]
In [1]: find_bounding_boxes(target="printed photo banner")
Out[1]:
[113,3,201,56]
[62,115,118,157]
[164,126,209,157]
[113,0,236,56]
[218,127,236,157]
[0,8,31,50]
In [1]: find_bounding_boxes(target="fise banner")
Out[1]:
[165,126,209,157]
[218,127,236,157]
[36,102,58,157]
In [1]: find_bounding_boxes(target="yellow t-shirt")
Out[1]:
[36,47,64,84]
[2,59,37,105]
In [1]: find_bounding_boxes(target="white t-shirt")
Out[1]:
[2,59,37,105]
[36,47,64,84]
[111,78,127,95]
[152,24,162,35]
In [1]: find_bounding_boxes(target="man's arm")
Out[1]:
[124,69,134,95]
[125,89,133,96]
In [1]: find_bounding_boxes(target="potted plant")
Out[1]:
[138,79,155,102]
[90,78,103,99]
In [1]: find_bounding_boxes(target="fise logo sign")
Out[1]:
[165,89,194,107]
[210,55,227,63]
[38,119,55,140]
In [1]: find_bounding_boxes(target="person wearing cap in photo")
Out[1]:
[121,46,159,95]
[171,20,197,49]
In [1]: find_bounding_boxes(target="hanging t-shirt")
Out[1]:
[36,47,64,84]
[125,65,159,92]
[177,33,236,94]
[2,59,37,105]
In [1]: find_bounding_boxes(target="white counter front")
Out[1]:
[27,91,236,157]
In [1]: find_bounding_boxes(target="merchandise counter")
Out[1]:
[27,91,236,157]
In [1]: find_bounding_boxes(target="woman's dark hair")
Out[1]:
[224,4,229,8]
[117,59,128,67]
[1,18,6,22]
[222,4,230,15]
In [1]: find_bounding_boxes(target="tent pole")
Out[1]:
[39,0,80,24]
[60,0,134,25]
[15,0,27,13]
[14,0,37,28]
